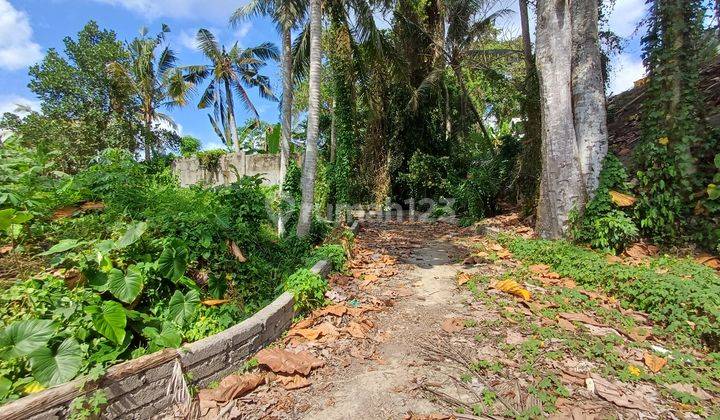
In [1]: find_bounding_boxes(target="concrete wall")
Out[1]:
[172,152,282,187]
[0,260,334,420]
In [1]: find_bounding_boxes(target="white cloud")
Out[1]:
[234,22,253,39]
[608,53,646,95]
[156,117,183,135]
[0,0,43,71]
[92,0,243,21]
[178,30,199,51]
[0,95,40,116]
[607,0,647,38]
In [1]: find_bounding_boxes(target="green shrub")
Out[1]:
[283,269,327,314]
[305,244,347,271]
[505,236,720,349]
[571,155,639,253]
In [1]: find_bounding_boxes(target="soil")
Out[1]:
[171,216,719,420]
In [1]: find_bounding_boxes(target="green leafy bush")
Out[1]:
[304,244,347,272]
[283,269,327,314]
[571,155,639,253]
[505,237,720,349]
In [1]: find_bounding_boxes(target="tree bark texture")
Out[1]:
[297,0,322,237]
[279,27,293,236]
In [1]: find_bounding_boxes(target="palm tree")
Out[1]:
[107,26,187,160]
[408,0,516,139]
[296,0,323,237]
[183,29,279,152]
[231,0,306,187]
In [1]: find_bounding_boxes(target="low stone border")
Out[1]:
[0,260,336,420]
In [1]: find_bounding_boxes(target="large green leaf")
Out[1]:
[143,322,182,351]
[115,221,147,249]
[91,301,127,344]
[167,290,200,326]
[29,338,82,386]
[0,320,54,359]
[107,266,144,303]
[157,239,188,282]
[0,209,33,231]
[38,239,84,256]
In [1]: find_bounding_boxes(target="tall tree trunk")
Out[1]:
[535,0,586,238]
[225,80,241,152]
[516,0,542,215]
[297,0,322,237]
[571,0,608,196]
[452,65,489,139]
[279,26,294,236]
[330,98,337,162]
[143,109,153,161]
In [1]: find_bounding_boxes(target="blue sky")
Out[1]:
[0,0,648,149]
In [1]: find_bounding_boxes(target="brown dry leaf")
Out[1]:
[79,201,105,211]
[695,254,720,270]
[529,264,550,274]
[493,279,532,301]
[52,206,78,220]
[626,326,652,342]
[201,299,230,306]
[557,318,577,332]
[345,322,367,339]
[643,352,667,373]
[315,322,340,338]
[226,241,247,262]
[256,348,325,376]
[606,255,623,264]
[665,383,713,401]
[316,304,347,317]
[277,374,311,390]
[609,190,637,207]
[490,243,504,252]
[289,328,322,340]
[456,272,472,286]
[559,312,606,327]
[198,373,265,403]
[441,317,464,333]
[543,272,561,279]
[496,250,512,259]
[590,374,654,412]
[624,243,659,259]
[364,273,379,282]
[0,244,13,255]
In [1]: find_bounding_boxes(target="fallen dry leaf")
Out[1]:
[256,348,324,376]
[695,254,720,270]
[456,272,472,286]
[227,241,247,262]
[559,312,606,327]
[345,322,367,339]
[609,190,637,207]
[201,299,230,306]
[316,304,347,317]
[493,279,532,301]
[643,352,667,373]
[51,206,78,220]
[665,383,713,401]
[288,328,322,340]
[590,373,654,412]
[0,244,13,255]
[364,273,379,282]
[198,373,265,403]
[557,318,577,332]
[529,264,550,274]
[624,243,659,259]
[441,318,464,333]
[79,201,105,211]
[276,374,311,390]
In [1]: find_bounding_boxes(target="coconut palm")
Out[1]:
[296,0,323,237]
[183,29,279,152]
[231,0,307,188]
[107,26,188,160]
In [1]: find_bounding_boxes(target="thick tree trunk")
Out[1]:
[297,0,322,237]
[225,81,241,152]
[279,27,293,236]
[571,0,608,196]
[516,0,542,215]
[535,0,586,239]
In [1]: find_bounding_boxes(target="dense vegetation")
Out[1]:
[1,0,719,411]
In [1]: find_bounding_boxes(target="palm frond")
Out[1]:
[196,29,222,61]
[291,21,311,82]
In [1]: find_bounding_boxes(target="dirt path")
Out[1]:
[191,217,719,420]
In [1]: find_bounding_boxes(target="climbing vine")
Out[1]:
[635,0,719,246]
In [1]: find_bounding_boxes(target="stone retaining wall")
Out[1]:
[0,259,334,420]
